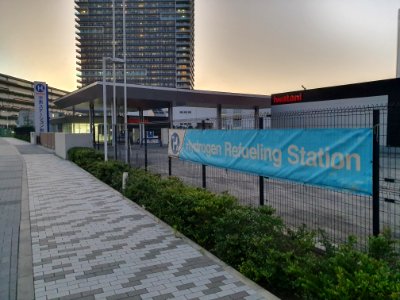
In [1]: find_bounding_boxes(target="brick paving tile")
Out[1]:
[21,151,278,299]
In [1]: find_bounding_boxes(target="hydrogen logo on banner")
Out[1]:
[170,133,180,155]
[35,83,46,93]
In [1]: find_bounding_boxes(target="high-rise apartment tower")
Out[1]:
[75,0,194,89]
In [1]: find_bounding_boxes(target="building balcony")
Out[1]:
[176,4,190,9]
[176,52,190,57]
[175,21,191,27]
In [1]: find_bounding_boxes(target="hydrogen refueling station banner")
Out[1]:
[168,129,372,195]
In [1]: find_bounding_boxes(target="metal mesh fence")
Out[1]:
[104,104,400,248]
[269,105,399,247]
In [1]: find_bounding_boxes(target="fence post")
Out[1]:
[373,110,380,236]
[144,129,148,171]
[202,120,206,189]
[168,104,173,177]
[127,130,131,165]
[114,124,118,160]
[259,117,264,206]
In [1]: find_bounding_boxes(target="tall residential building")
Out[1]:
[75,0,194,89]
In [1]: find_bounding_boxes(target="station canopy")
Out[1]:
[54,81,271,113]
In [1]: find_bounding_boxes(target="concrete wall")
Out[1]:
[55,133,91,159]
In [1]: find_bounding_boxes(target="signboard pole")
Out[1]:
[373,110,380,236]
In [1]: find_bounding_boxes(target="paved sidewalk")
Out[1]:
[13,140,277,299]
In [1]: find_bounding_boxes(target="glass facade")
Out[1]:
[75,0,194,89]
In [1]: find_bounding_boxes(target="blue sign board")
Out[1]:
[169,129,372,195]
[34,81,49,134]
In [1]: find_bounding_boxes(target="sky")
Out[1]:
[1,0,400,95]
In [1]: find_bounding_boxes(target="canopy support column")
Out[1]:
[217,104,222,129]
[89,103,95,148]
[254,106,260,129]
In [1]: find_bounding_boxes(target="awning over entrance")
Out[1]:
[54,81,271,163]
[54,82,270,112]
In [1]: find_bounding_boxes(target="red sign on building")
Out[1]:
[272,93,303,105]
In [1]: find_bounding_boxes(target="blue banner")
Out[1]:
[169,129,372,195]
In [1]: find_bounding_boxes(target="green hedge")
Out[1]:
[13,126,34,141]
[68,147,400,299]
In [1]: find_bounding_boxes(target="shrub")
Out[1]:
[14,126,34,135]
[297,236,400,299]
[68,147,400,299]
[67,147,103,170]
[368,228,400,268]
[14,134,30,142]
[186,191,237,248]
[213,207,317,297]
[157,183,237,248]
[89,160,130,191]
[14,126,34,141]
[68,148,130,191]
[124,173,237,249]
[123,167,163,204]
[213,206,283,268]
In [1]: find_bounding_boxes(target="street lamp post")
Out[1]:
[99,0,129,163]
[112,0,117,157]
[123,0,128,164]
[102,57,108,161]
[102,57,125,162]
[110,0,128,163]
